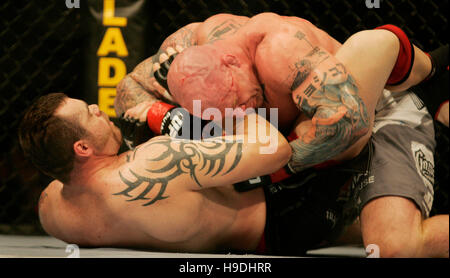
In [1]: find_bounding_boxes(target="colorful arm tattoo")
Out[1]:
[289,46,369,172]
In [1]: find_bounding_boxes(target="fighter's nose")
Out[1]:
[89,104,102,117]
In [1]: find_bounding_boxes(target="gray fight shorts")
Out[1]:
[256,90,436,256]
[352,89,436,218]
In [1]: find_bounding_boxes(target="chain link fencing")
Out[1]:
[0,0,448,235]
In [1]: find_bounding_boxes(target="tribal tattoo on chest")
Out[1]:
[114,137,243,206]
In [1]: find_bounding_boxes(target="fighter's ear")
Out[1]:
[221,54,241,68]
[73,140,93,158]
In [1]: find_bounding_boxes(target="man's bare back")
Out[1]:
[118,14,429,171]
[166,13,378,169]
[117,13,364,168]
[115,13,341,126]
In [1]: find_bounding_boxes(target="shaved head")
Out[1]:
[167,44,240,119]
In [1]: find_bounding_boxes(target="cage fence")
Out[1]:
[0,0,448,235]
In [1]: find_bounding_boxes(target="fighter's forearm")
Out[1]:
[289,62,369,172]
[115,23,201,116]
[115,113,290,206]
[114,74,158,116]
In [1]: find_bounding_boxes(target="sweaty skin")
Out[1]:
[39,97,290,253]
[101,13,397,253]
[114,15,251,116]
[110,13,446,258]
[44,14,272,253]
[110,14,370,251]
[115,13,340,121]
[167,45,239,117]
[167,13,374,171]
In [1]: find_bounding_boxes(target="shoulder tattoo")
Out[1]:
[114,138,243,206]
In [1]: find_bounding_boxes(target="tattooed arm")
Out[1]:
[288,49,370,172]
[114,23,201,116]
[115,113,291,206]
[286,29,404,172]
[290,30,408,172]
[252,14,393,172]
[115,14,250,116]
[114,75,156,116]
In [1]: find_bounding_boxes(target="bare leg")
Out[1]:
[333,218,363,246]
[334,29,400,120]
[360,196,449,258]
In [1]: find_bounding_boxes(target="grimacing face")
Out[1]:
[55,98,122,154]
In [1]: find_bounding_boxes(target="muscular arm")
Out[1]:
[114,23,201,116]
[254,14,405,172]
[287,29,407,172]
[288,48,369,171]
[114,113,291,206]
[252,14,371,172]
[115,14,251,116]
[114,74,157,116]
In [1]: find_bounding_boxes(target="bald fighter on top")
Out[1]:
[167,13,435,172]
[117,12,433,174]
[114,13,447,257]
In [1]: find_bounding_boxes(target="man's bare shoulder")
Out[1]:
[203,13,249,24]
[249,12,282,21]
[37,180,63,237]
[245,12,286,28]
[38,180,61,211]
[196,13,249,43]
[38,181,103,245]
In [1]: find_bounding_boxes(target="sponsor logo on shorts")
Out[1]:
[325,210,337,229]
[409,94,425,110]
[411,141,434,216]
[352,173,375,192]
[351,173,375,209]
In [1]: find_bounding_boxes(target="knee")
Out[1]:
[361,197,427,257]
[364,232,423,258]
[340,29,400,85]
[373,242,414,258]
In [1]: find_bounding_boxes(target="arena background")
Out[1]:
[0,0,448,235]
